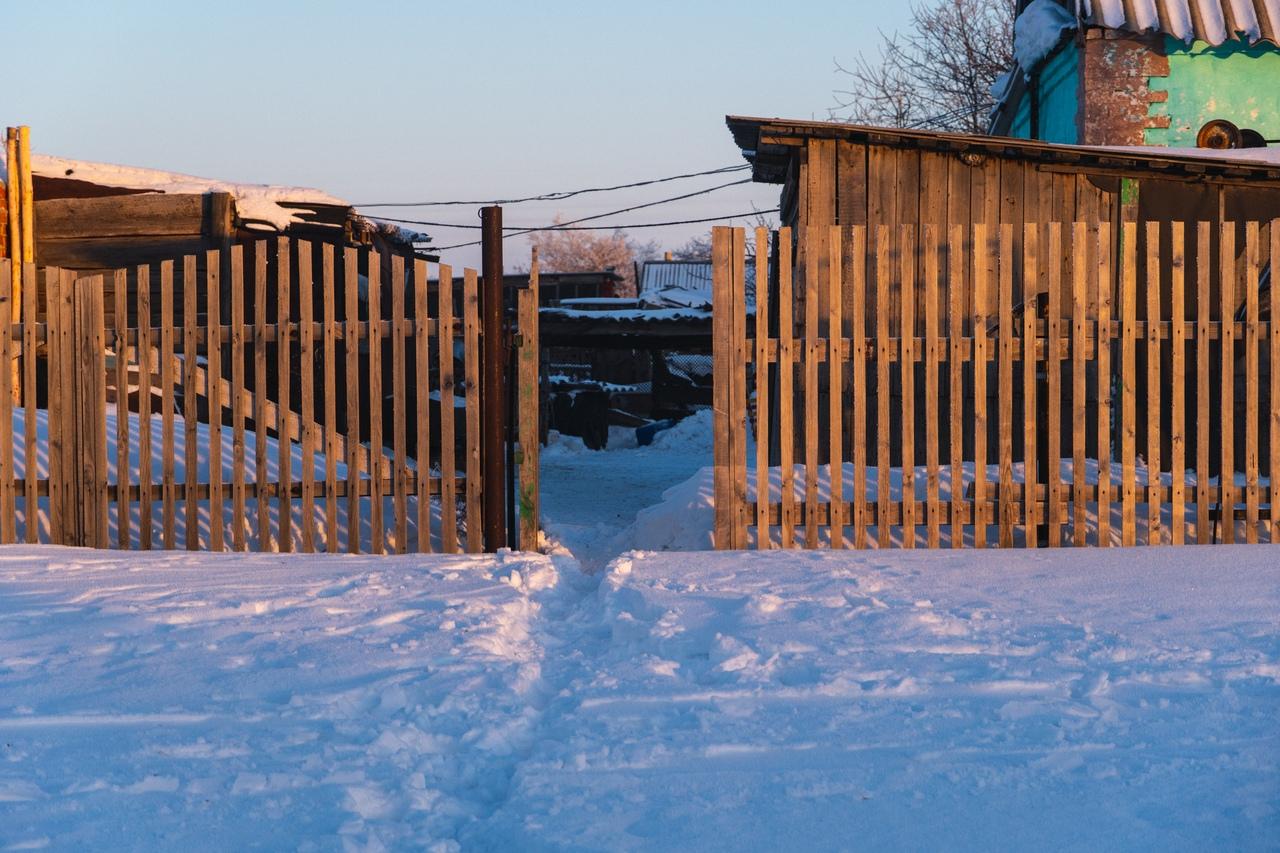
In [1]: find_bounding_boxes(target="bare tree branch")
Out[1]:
[831,0,1015,133]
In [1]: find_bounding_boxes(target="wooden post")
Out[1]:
[712,227,732,548]
[1220,222,1236,542]
[412,258,432,552]
[463,267,482,553]
[756,230,772,548]
[437,263,458,553]
[999,225,1015,547]
[324,246,340,551]
[1023,224,1039,546]
[1170,222,1186,545]
[1244,222,1260,543]
[390,254,408,554]
[480,206,506,551]
[827,225,844,549]
[231,245,248,551]
[778,231,795,547]
[900,225,916,549]
[275,239,291,552]
[1096,225,1113,546]
[851,226,868,549]
[344,247,362,553]
[517,249,541,552]
[0,260,13,543]
[1145,222,1162,544]
[367,251,384,554]
[300,242,317,553]
[160,261,177,549]
[973,223,990,548]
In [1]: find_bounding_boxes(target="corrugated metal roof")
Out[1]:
[1081,0,1280,45]
[638,260,756,310]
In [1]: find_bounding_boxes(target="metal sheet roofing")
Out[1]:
[638,260,756,310]
[1080,0,1280,45]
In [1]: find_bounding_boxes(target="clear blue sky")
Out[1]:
[7,0,911,270]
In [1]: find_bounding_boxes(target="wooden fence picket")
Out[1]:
[463,268,481,553]
[755,229,771,548]
[437,264,459,553]
[923,224,941,548]
[231,245,248,551]
[1146,222,1162,544]
[1220,223,1236,543]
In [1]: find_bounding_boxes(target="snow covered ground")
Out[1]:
[2,412,1277,849]
[1,544,1276,850]
[538,411,720,569]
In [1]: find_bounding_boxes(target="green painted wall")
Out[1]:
[1146,37,1280,146]
[1009,42,1081,143]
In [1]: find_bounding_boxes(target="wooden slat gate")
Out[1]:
[0,240,541,552]
[712,221,1279,550]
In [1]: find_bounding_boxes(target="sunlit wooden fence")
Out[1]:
[712,220,1279,550]
[0,238,539,553]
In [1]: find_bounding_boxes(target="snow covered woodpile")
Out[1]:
[0,151,429,276]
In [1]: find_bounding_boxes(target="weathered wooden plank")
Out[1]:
[183,255,199,550]
[777,232,796,547]
[1046,223,1062,547]
[754,231,771,547]
[323,245,340,551]
[136,265,153,548]
[923,224,941,548]
[1244,222,1260,543]
[275,239,292,553]
[711,232,730,548]
[254,242,271,549]
[1170,222,1186,545]
[298,241,317,553]
[1023,224,1039,547]
[345,247,362,553]
[390,254,408,554]
[517,251,539,552]
[368,252,384,555]
[1272,220,1280,542]
[160,261,177,549]
[1072,222,1088,545]
[973,223,990,548]
[999,225,1015,547]
[114,267,130,549]
[33,192,206,239]
[1196,223,1211,543]
[463,268,482,553]
[900,225,917,549]
[1145,222,1162,544]
[948,223,964,547]
[230,245,248,551]
[731,228,749,549]
[803,226,821,549]
[0,262,13,543]
[206,250,223,551]
[437,264,458,553]
[827,225,845,549]
[22,264,38,543]
[1121,222,1138,547]
[1097,225,1113,546]
[851,226,869,549]
[876,226,892,548]
[1220,223,1236,543]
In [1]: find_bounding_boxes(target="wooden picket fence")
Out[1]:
[713,220,1280,550]
[0,237,539,553]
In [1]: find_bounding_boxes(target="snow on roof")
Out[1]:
[1079,0,1279,45]
[638,261,715,309]
[1014,0,1079,76]
[2,150,350,231]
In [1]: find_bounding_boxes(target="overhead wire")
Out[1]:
[374,177,749,231]
[353,163,749,208]
[431,209,779,251]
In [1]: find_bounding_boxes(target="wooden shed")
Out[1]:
[727,116,1280,473]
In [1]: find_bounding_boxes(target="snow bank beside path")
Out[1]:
[473,546,1280,851]
[0,546,558,851]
